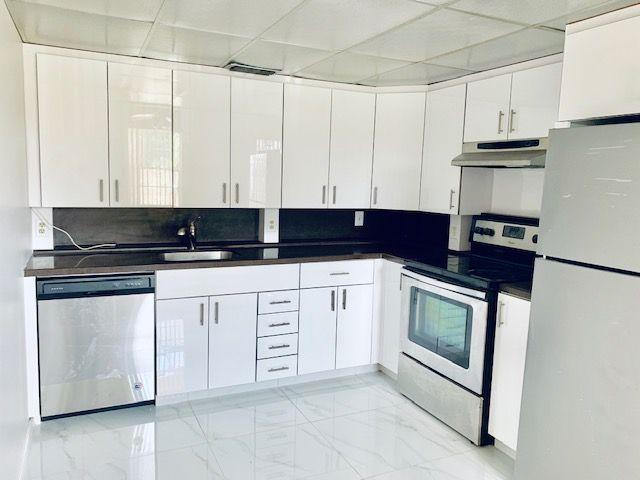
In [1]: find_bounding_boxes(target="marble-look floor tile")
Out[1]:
[280,375,369,398]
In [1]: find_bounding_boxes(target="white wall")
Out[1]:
[490,169,545,218]
[0,3,31,479]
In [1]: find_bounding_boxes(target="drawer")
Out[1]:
[300,260,374,288]
[257,355,298,381]
[257,333,298,359]
[258,311,298,337]
[258,290,299,314]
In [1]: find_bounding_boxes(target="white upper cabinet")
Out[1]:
[509,63,562,140]
[282,84,331,209]
[559,6,640,121]
[371,93,425,211]
[108,63,172,207]
[230,78,283,208]
[329,90,375,209]
[464,74,512,142]
[420,84,466,215]
[37,54,109,207]
[173,71,230,208]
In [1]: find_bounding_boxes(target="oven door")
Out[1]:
[400,271,489,395]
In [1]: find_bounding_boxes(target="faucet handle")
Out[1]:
[177,227,188,237]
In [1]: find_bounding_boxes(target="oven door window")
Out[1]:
[408,286,473,369]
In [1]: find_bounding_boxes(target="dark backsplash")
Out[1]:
[52,208,449,250]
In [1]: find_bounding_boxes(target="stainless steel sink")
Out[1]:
[162,250,233,262]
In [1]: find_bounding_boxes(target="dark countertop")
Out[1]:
[499,281,533,301]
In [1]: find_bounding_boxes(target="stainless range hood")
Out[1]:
[452,138,548,168]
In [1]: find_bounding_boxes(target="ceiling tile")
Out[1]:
[7,1,152,55]
[11,0,163,21]
[143,25,250,66]
[352,8,522,62]
[543,0,639,30]
[452,0,617,26]
[157,0,303,38]
[297,51,410,83]
[232,40,333,75]
[262,0,434,51]
[431,27,564,72]
[362,62,473,86]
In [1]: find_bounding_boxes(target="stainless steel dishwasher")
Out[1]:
[37,275,155,419]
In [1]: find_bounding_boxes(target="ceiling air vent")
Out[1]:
[224,62,280,76]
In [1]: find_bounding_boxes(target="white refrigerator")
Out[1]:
[515,123,640,479]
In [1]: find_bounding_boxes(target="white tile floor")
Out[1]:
[25,372,514,479]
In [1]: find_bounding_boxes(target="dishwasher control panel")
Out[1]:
[37,274,155,298]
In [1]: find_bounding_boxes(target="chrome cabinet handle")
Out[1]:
[222,183,227,204]
[268,366,289,372]
[497,301,505,327]
[322,185,326,204]
[235,183,239,204]
[449,189,456,210]
[497,110,505,134]
[269,300,291,305]
[332,186,336,205]
[330,272,349,276]
[99,179,104,202]
[373,186,378,205]
[330,290,335,312]
[200,303,205,326]
[509,109,516,133]
[114,179,120,202]
[342,289,347,310]
[268,344,290,350]
[268,322,290,328]
[214,301,219,325]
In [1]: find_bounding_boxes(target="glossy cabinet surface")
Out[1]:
[108,63,172,207]
[377,260,404,375]
[282,84,331,208]
[489,293,531,451]
[230,78,283,208]
[420,84,465,214]
[156,297,209,396]
[464,74,511,142]
[37,54,109,207]
[298,287,337,375]
[371,93,425,210]
[208,293,257,389]
[329,90,375,209]
[173,70,230,208]
[509,63,562,140]
[336,285,373,369]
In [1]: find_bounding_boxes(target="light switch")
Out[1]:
[354,211,364,227]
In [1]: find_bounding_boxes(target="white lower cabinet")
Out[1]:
[336,285,374,369]
[156,297,209,396]
[298,287,338,375]
[489,293,531,451]
[257,355,298,381]
[208,293,258,389]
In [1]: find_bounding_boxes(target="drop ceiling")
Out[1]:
[5,0,639,86]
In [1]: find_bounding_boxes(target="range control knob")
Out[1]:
[532,234,539,244]
[473,226,485,235]
[484,228,495,237]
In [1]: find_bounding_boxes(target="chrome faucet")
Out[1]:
[177,216,201,250]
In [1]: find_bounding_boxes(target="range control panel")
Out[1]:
[471,217,539,252]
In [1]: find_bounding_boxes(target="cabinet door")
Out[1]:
[156,298,209,396]
[282,84,331,208]
[230,78,283,208]
[420,84,465,215]
[108,63,172,207]
[371,93,425,211]
[489,293,531,451]
[508,63,562,140]
[329,90,375,209]
[336,285,373,369]
[463,74,511,142]
[209,293,257,389]
[173,71,230,208]
[37,54,109,207]
[298,287,337,375]
[378,260,404,375]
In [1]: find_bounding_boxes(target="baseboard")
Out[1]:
[377,363,398,380]
[494,439,516,460]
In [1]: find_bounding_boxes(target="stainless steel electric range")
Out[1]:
[397,213,538,446]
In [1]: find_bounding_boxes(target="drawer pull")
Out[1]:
[269,300,292,305]
[329,272,350,276]
[268,322,291,328]
[268,344,290,350]
[268,366,289,372]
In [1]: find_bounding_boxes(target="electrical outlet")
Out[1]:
[354,211,364,227]
[37,221,47,238]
